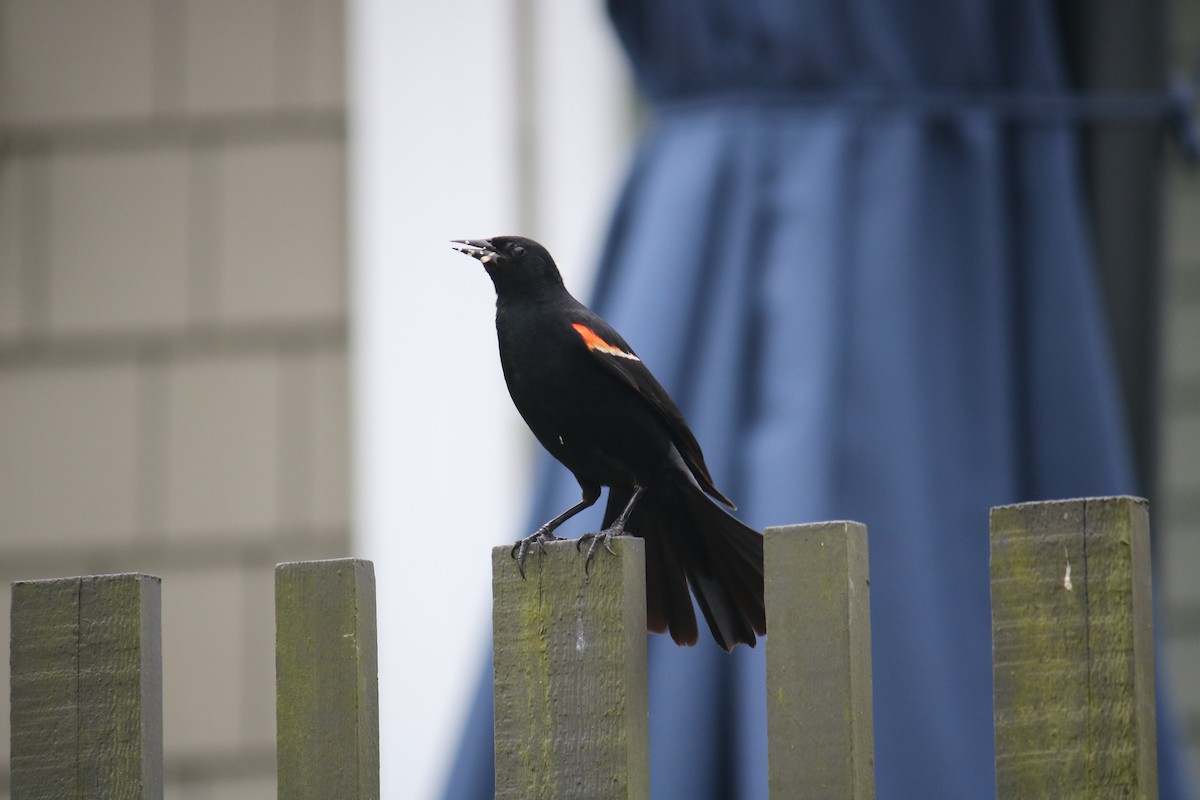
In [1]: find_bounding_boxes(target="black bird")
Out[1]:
[452,235,766,651]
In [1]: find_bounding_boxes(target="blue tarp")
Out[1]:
[444,0,1192,796]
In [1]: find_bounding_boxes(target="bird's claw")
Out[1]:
[577,528,620,574]
[510,528,562,579]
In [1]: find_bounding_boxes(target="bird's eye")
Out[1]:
[511,245,525,258]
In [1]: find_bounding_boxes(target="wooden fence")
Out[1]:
[7,496,1158,798]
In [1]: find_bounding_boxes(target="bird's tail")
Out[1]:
[605,483,766,652]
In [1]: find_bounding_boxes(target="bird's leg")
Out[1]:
[579,484,646,573]
[512,484,601,578]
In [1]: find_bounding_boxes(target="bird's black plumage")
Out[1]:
[452,235,766,651]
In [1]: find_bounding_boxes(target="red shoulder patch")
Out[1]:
[571,323,641,361]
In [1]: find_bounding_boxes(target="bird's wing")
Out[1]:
[566,313,735,508]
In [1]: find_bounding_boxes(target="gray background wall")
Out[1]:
[1,1,1198,797]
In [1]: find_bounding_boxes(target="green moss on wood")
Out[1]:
[990,497,1156,799]
[492,538,649,799]
[765,522,875,799]
[275,559,379,800]
[10,573,162,799]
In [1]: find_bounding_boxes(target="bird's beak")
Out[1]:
[451,239,498,264]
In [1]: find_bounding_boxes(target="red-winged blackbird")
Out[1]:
[452,235,766,651]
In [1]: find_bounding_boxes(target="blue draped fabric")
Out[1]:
[443,0,1193,797]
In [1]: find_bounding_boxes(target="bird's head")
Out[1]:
[451,236,564,295]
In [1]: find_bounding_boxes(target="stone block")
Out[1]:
[0,157,28,339]
[0,0,155,125]
[240,564,278,749]
[181,0,276,115]
[0,363,140,547]
[47,147,190,335]
[215,141,345,324]
[199,775,276,800]
[161,566,247,756]
[278,0,345,110]
[276,350,350,535]
[164,356,280,538]
[309,0,346,109]
[311,350,350,531]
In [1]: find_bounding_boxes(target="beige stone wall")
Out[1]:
[1163,0,1200,781]
[0,1,348,797]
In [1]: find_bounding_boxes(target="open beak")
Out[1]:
[451,239,498,264]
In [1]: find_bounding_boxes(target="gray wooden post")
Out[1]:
[991,497,1157,798]
[492,537,650,800]
[765,521,875,799]
[10,573,163,799]
[276,558,379,800]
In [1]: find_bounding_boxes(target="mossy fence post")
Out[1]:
[491,537,651,800]
[9,573,163,799]
[275,558,380,800]
[6,497,1164,799]
[489,524,880,799]
[766,521,875,799]
[990,496,1157,798]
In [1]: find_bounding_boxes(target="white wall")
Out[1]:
[349,3,632,797]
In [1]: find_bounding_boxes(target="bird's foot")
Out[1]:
[576,527,624,574]
[510,527,563,579]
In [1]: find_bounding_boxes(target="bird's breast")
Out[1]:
[495,313,673,485]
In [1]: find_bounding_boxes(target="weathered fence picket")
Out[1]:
[275,558,380,800]
[6,496,1161,799]
[990,496,1158,798]
[491,538,650,800]
[9,573,162,799]
[765,521,874,799]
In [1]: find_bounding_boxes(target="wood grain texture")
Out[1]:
[492,537,649,800]
[275,558,379,800]
[990,497,1157,799]
[765,521,875,799]
[10,573,163,799]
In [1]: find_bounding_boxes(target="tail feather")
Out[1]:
[699,510,767,634]
[605,482,766,651]
[687,565,759,651]
[642,513,699,644]
[685,493,767,642]
[608,486,697,644]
